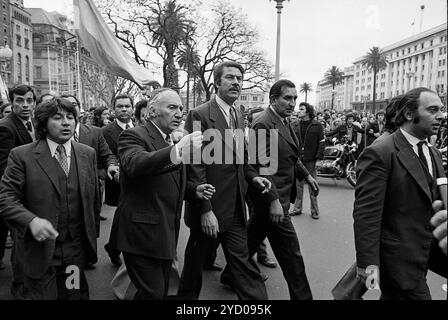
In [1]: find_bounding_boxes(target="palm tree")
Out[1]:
[360,46,389,111]
[150,0,194,89]
[300,82,313,102]
[324,66,344,109]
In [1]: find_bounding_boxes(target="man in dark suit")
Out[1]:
[327,112,360,143]
[0,85,36,292]
[111,88,208,299]
[102,94,134,265]
[237,79,317,300]
[365,109,386,146]
[0,98,99,299]
[61,95,119,222]
[354,87,447,300]
[177,61,272,300]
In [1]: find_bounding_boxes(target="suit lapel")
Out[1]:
[394,131,432,202]
[209,98,236,153]
[429,145,446,179]
[266,108,298,151]
[11,113,33,144]
[34,140,61,197]
[145,121,181,190]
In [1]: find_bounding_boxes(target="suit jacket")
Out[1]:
[183,97,258,232]
[353,129,447,290]
[102,121,124,206]
[79,123,117,174]
[0,112,34,178]
[249,108,310,213]
[291,119,325,162]
[327,124,360,143]
[0,140,99,279]
[112,122,194,260]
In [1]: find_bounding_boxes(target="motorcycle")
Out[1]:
[316,136,358,187]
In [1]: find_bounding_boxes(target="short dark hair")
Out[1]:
[0,103,11,117]
[298,102,315,120]
[8,84,36,103]
[36,92,56,106]
[384,95,403,133]
[134,99,149,122]
[345,112,355,122]
[92,106,109,127]
[375,109,385,119]
[112,94,134,108]
[269,79,296,104]
[213,61,245,86]
[34,98,78,140]
[60,94,81,107]
[394,87,435,127]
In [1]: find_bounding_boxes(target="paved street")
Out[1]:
[0,177,446,300]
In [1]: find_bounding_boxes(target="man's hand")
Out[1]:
[431,200,447,255]
[177,131,203,158]
[374,132,380,138]
[29,217,59,242]
[107,164,120,180]
[306,175,319,196]
[252,176,271,194]
[269,199,284,224]
[113,169,120,184]
[196,184,216,200]
[201,211,219,238]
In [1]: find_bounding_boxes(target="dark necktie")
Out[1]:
[229,107,237,129]
[25,121,32,133]
[56,145,69,176]
[417,140,429,172]
[165,134,172,145]
[125,124,130,130]
[74,131,79,142]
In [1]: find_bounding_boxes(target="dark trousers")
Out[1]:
[123,252,172,300]
[380,277,431,300]
[293,161,319,214]
[246,211,313,300]
[22,264,89,300]
[0,218,7,260]
[178,213,268,300]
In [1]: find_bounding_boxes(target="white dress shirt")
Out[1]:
[116,119,134,130]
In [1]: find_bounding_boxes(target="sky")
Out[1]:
[24,0,447,103]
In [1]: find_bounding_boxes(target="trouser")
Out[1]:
[380,277,431,300]
[178,213,268,300]
[0,218,7,260]
[22,264,89,300]
[293,161,319,214]
[123,252,172,300]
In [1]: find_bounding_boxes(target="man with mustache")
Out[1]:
[354,87,447,299]
[178,61,271,300]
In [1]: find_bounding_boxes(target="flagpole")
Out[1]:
[76,36,83,109]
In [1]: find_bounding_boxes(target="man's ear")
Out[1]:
[404,108,414,121]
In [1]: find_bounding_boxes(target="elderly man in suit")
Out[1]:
[0,85,36,292]
[0,98,99,299]
[223,79,318,300]
[111,88,211,299]
[177,61,272,300]
[354,87,447,300]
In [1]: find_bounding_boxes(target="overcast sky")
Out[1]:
[24,0,447,103]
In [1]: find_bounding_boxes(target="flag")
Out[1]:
[73,0,155,88]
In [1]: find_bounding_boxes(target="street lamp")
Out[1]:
[0,45,13,85]
[270,0,290,81]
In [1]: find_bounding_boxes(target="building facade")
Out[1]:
[352,23,447,113]
[9,0,33,86]
[315,66,355,112]
[0,0,12,87]
[236,88,267,113]
[29,7,114,110]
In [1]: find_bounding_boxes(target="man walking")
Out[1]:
[290,102,325,219]
[354,87,447,299]
[0,98,99,299]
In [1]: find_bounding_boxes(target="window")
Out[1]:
[442,36,444,43]
[430,39,433,46]
[422,64,425,70]
[252,96,258,102]
[414,45,417,51]
[421,43,424,49]
[35,66,42,79]
[240,96,247,101]
[422,53,425,60]
[356,87,359,91]
[402,49,405,55]
[25,55,29,82]
[356,72,359,77]
[368,77,371,82]
[355,80,359,84]
[415,56,418,63]
[408,47,411,54]
[443,70,446,77]
[421,75,424,81]
[391,72,394,77]
[24,38,29,49]
[17,53,22,83]
[398,61,401,67]
[415,66,418,72]
[362,70,366,75]
[396,51,399,57]
[24,28,28,37]
[367,85,371,90]
[438,71,441,77]
[361,86,365,90]
[439,60,442,66]
[444,59,446,65]
[362,79,365,83]
[16,34,21,46]
[441,48,444,55]
[16,24,20,33]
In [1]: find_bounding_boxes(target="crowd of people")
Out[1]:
[0,60,446,300]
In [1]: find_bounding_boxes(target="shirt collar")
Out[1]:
[400,128,430,147]
[116,119,133,130]
[269,105,285,123]
[150,120,169,140]
[216,95,235,115]
[46,138,72,158]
